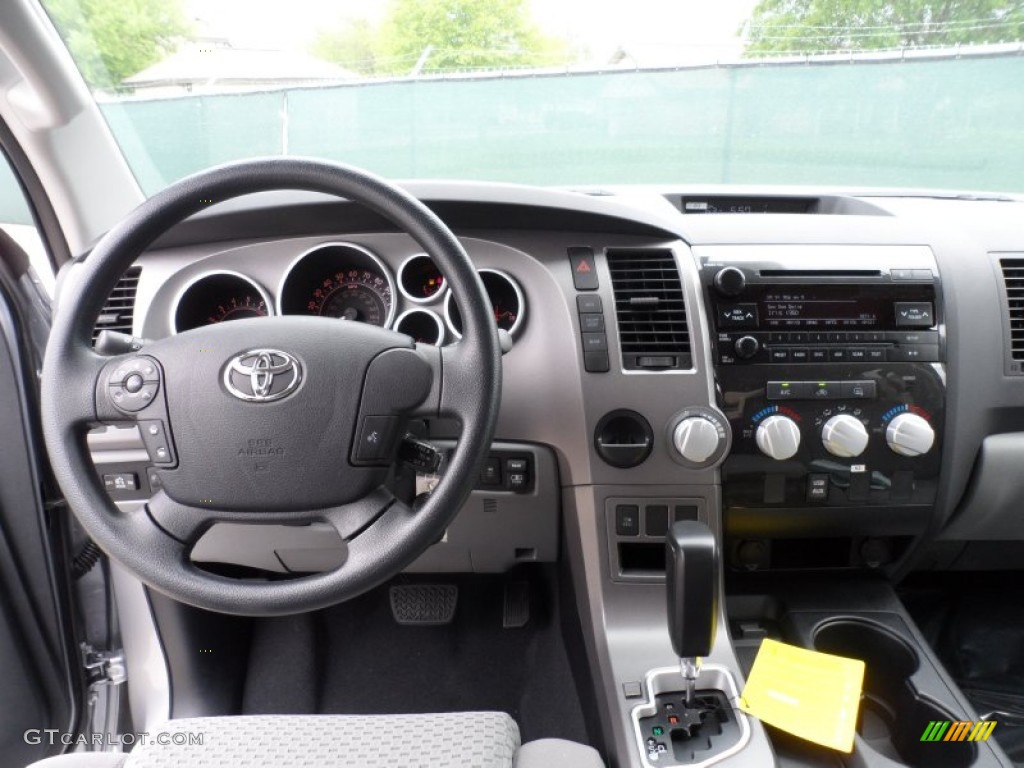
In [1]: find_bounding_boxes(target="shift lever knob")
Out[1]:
[666,520,718,660]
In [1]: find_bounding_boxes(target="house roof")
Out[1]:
[123,45,357,88]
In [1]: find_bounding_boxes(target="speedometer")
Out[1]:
[308,269,391,324]
[279,242,396,328]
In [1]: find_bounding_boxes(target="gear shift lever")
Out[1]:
[666,520,718,706]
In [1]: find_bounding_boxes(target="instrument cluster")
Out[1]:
[170,241,525,347]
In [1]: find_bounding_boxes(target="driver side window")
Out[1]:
[0,154,53,296]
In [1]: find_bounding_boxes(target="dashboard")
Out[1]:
[87,182,1024,576]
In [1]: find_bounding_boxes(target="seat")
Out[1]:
[28,712,603,768]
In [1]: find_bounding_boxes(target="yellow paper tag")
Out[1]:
[739,638,864,753]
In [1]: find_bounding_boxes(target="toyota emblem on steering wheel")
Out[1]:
[223,349,303,402]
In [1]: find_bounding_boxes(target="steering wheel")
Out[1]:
[41,158,502,616]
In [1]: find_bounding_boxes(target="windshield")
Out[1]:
[41,0,1024,195]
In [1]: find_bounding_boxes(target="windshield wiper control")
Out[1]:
[666,520,718,706]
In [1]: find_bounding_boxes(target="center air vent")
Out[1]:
[606,249,691,370]
[92,266,141,344]
[999,257,1024,374]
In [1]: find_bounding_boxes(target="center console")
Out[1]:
[695,245,946,572]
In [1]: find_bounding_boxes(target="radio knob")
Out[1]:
[714,266,746,297]
[673,416,723,465]
[756,415,801,461]
[821,414,870,458]
[734,335,760,360]
[885,413,935,457]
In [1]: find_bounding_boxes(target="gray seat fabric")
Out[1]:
[28,713,602,768]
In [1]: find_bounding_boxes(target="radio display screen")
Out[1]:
[753,284,937,329]
[761,286,880,325]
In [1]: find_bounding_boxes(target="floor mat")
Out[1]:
[241,569,589,746]
[902,575,1024,765]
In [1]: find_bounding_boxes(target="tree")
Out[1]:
[375,0,568,74]
[742,0,1024,56]
[45,0,191,88]
[312,18,381,76]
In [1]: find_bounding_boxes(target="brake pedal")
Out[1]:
[389,584,458,625]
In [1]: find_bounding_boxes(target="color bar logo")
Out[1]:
[921,721,997,742]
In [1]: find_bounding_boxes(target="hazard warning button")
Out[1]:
[568,246,600,291]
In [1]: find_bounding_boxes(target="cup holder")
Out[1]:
[813,619,976,768]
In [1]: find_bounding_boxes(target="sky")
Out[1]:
[185,0,760,66]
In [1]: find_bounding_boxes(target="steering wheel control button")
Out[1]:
[103,473,138,492]
[568,246,599,291]
[354,415,400,463]
[123,373,144,393]
[107,356,163,414]
[139,420,177,467]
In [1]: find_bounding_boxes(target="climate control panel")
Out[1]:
[719,364,944,510]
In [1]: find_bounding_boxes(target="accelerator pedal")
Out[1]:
[502,580,531,629]
[389,584,458,625]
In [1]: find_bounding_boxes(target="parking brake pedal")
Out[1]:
[389,584,458,625]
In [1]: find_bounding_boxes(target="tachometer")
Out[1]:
[173,271,272,333]
[279,242,396,328]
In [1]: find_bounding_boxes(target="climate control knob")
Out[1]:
[734,335,760,360]
[756,415,801,461]
[821,414,870,458]
[673,416,723,464]
[885,413,935,457]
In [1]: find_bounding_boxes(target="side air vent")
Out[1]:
[999,257,1024,374]
[606,249,692,370]
[92,266,142,344]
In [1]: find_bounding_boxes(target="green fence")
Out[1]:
[86,52,1024,198]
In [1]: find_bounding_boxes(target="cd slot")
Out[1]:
[757,269,882,278]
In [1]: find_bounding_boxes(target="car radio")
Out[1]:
[695,246,946,559]
[710,267,939,365]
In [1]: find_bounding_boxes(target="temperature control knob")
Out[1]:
[885,413,935,457]
[714,267,746,297]
[756,415,801,461]
[673,416,723,465]
[734,335,760,360]
[821,414,870,458]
